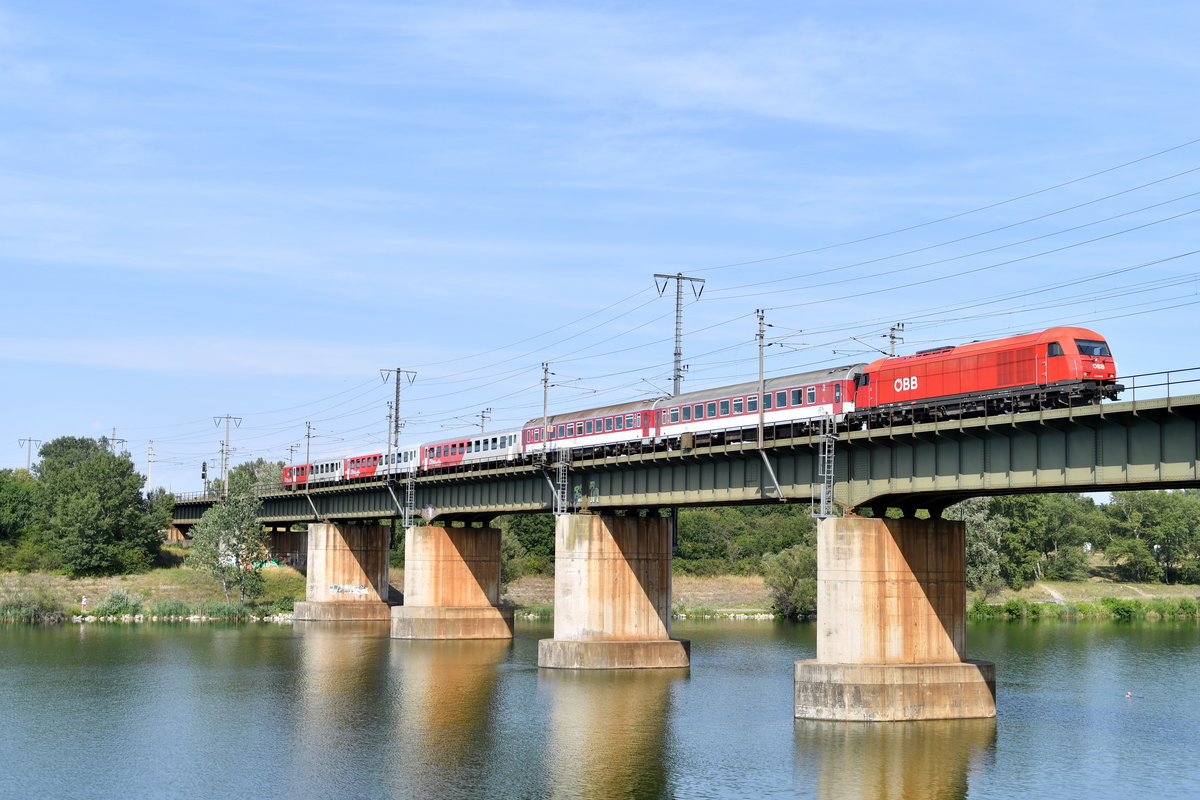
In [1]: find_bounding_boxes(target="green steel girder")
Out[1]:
[171,394,1200,525]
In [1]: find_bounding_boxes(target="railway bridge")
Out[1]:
[171,392,1200,721]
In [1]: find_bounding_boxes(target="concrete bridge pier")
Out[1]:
[795,517,996,721]
[390,525,515,639]
[538,513,690,669]
[293,522,392,621]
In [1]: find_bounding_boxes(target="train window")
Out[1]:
[484,439,491,451]
[732,398,743,414]
[434,447,441,457]
[835,384,842,402]
[558,425,566,438]
[492,438,498,450]
[694,404,704,419]
[615,416,624,430]
[667,408,677,423]
[1075,339,1111,357]
[807,387,816,404]
[707,402,717,417]
[747,395,758,412]
[626,414,635,428]
[606,417,614,431]
[586,420,593,434]
[777,391,787,408]
[568,423,575,436]
[763,393,772,410]
[791,389,802,405]
[682,406,691,421]
[1048,341,1065,357]
[719,399,730,416]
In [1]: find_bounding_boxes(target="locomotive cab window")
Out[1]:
[1048,341,1064,357]
[1074,339,1110,358]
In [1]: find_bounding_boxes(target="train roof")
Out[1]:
[861,326,1110,371]
[523,363,865,427]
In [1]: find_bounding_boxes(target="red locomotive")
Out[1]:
[854,326,1119,425]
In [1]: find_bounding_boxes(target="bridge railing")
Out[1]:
[173,490,218,501]
[1118,366,1200,403]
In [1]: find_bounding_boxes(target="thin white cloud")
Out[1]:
[0,335,449,377]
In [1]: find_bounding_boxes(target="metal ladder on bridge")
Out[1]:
[553,455,570,516]
[817,415,837,518]
[403,473,416,528]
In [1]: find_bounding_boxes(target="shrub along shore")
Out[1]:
[5,566,1199,625]
[970,594,1200,621]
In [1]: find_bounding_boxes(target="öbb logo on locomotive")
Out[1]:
[281,325,1121,488]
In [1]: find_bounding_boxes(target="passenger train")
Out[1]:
[282,326,1120,488]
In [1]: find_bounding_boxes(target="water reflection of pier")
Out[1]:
[795,717,996,799]
[542,668,686,800]
[388,639,512,797]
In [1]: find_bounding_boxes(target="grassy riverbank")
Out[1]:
[4,551,1198,623]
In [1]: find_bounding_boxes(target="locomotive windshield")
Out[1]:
[1075,339,1112,358]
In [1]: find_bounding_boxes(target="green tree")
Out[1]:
[503,513,555,574]
[986,494,1098,587]
[499,525,529,586]
[186,471,267,602]
[32,437,162,576]
[1104,491,1200,584]
[676,506,816,575]
[762,544,818,619]
[0,469,36,542]
[0,469,38,569]
[944,497,1005,596]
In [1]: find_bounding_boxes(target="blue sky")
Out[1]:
[3,1,1199,493]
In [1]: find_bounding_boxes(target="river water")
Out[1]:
[1,619,1198,799]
